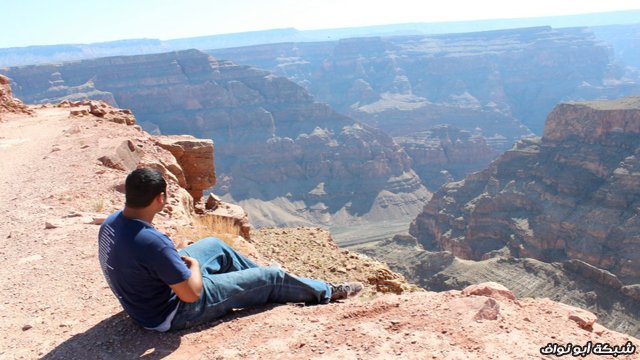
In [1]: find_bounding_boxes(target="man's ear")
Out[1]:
[156,192,166,205]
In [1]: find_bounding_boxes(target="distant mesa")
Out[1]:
[210,25,639,141]
[1,11,639,67]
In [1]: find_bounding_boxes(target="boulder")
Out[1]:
[205,193,222,210]
[88,100,107,117]
[563,305,598,331]
[474,298,501,321]
[462,282,519,304]
[620,284,640,301]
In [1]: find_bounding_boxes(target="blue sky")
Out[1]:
[4,0,640,48]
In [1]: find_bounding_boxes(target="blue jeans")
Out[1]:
[171,237,331,330]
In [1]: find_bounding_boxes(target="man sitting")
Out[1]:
[98,168,362,331]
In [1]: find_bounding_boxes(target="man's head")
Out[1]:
[125,168,167,209]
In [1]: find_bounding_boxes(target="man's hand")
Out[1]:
[181,256,198,269]
[169,256,203,303]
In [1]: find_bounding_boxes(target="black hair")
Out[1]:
[125,168,167,208]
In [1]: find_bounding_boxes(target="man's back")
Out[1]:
[98,210,190,328]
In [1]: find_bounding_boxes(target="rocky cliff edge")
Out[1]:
[0,87,637,358]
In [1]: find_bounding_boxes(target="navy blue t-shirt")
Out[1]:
[98,210,191,328]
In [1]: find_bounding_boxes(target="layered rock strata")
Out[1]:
[211,26,639,142]
[1,49,430,227]
[155,135,216,201]
[395,125,499,189]
[593,23,640,69]
[410,97,640,283]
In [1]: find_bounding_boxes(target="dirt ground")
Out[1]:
[0,107,637,359]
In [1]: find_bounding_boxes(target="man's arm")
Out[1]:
[169,256,203,303]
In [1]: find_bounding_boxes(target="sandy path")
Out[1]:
[0,108,132,358]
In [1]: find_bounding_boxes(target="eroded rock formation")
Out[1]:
[59,99,246,239]
[155,135,216,201]
[0,74,32,119]
[395,125,499,189]
[410,97,640,284]
[66,99,136,126]
[1,49,430,227]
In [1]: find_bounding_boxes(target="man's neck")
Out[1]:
[122,206,156,225]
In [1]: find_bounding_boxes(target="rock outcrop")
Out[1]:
[155,135,216,201]
[204,194,251,240]
[0,74,32,119]
[55,99,245,239]
[1,49,430,227]
[66,99,137,125]
[410,97,640,284]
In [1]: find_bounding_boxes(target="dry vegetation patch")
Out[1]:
[249,227,420,298]
[172,222,418,298]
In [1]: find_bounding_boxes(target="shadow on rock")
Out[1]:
[41,311,181,360]
[42,304,282,359]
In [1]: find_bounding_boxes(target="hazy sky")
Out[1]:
[3,0,639,48]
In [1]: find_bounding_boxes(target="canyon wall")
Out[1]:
[593,23,640,69]
[210,26,639,140]
[210,26,639,188]
[409,97,640,284]
[0,50,429,227]
[395,125,498,189]
[5,26,639,204]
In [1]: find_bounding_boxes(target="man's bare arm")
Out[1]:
[169,256,203,303]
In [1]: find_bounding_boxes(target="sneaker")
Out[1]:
[330,282,363,301]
